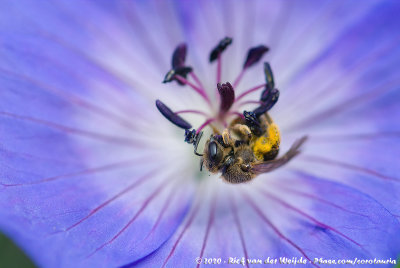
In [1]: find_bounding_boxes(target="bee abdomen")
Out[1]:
[252,123,280,161]
[222,167,254,184]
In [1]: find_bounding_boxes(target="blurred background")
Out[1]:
[0,232,36,268]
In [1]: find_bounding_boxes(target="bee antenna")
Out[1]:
[185,129,204,156]
[193,131,204,156]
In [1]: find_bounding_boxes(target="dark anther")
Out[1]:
[163,69,176,83]
[256,88,280,116]
[217,82,235,112]
[184,129,196,143]
[260,87,270,102]
[253,105,269,118]
[257,63,279,115]
[164,43,192,85]
[209,37,233,62]
[185,129,203,156]
[243,45,269,69]
[155,100,192,129]
[263,62,275,90]
[172,43,187,69]
[163,66,193,84]
[243,110,262,136]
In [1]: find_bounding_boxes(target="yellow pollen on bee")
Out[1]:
[252,123,280,160]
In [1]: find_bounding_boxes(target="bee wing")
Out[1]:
[252,136,308,174]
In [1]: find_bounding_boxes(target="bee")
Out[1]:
[155,40,307,183]
[156,96,306,184]
[184,110,307,183]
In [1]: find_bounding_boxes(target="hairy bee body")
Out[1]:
[202,113,281,183]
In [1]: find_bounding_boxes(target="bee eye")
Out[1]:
[208,141,223,167]
[208,141,218,160]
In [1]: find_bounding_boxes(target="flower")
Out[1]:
[1,1,400,267]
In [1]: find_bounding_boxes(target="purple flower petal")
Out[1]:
[130,172,400,267]
[1,1,400,268]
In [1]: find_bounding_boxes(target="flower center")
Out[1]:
[155,37,307,183]
[158,37,277,133]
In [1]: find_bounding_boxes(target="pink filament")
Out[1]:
[190,72,205,92]
[175,110,208,117]
[235,83,266,102]
[175,75,212,106]
[227,111,245,119]
[216,54,222,83]
[236,100,264,108]
[233,68,247,88]
[196,118,216,134]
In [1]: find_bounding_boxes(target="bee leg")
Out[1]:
[222,129,234,147]
[243,110,263,136]
[193,131,204,156]
[232,124,252,142]
[221,155,234,175]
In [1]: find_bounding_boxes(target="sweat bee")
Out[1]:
[184,110,307,184]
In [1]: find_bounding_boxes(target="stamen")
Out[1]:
[184,129,197,144]
[184,130,204,156]
[217,82,235,113]
[155,100,192,129]
[172,43,187,68]
[174,75,212,105]
[236,100,264,108]
[227,111,245,120]
[235,83,266,102]
[209,37,232,83]
[209,37,233,62]
[217,53,222,83]
[233,45,269,87]
[253,105,269,118]
[163,66,193,84]
[175,109,208,117]
[243,45,269,69]
[254,88,280,116]
[189,72,205,91]
[260,87,279,102]
[232,69,246,88]
[252,62,279,116]
[196,118,216,134]
[164,43,193,86]
[263,62,275,90]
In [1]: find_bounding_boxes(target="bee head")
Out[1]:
[204,136,225,172]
